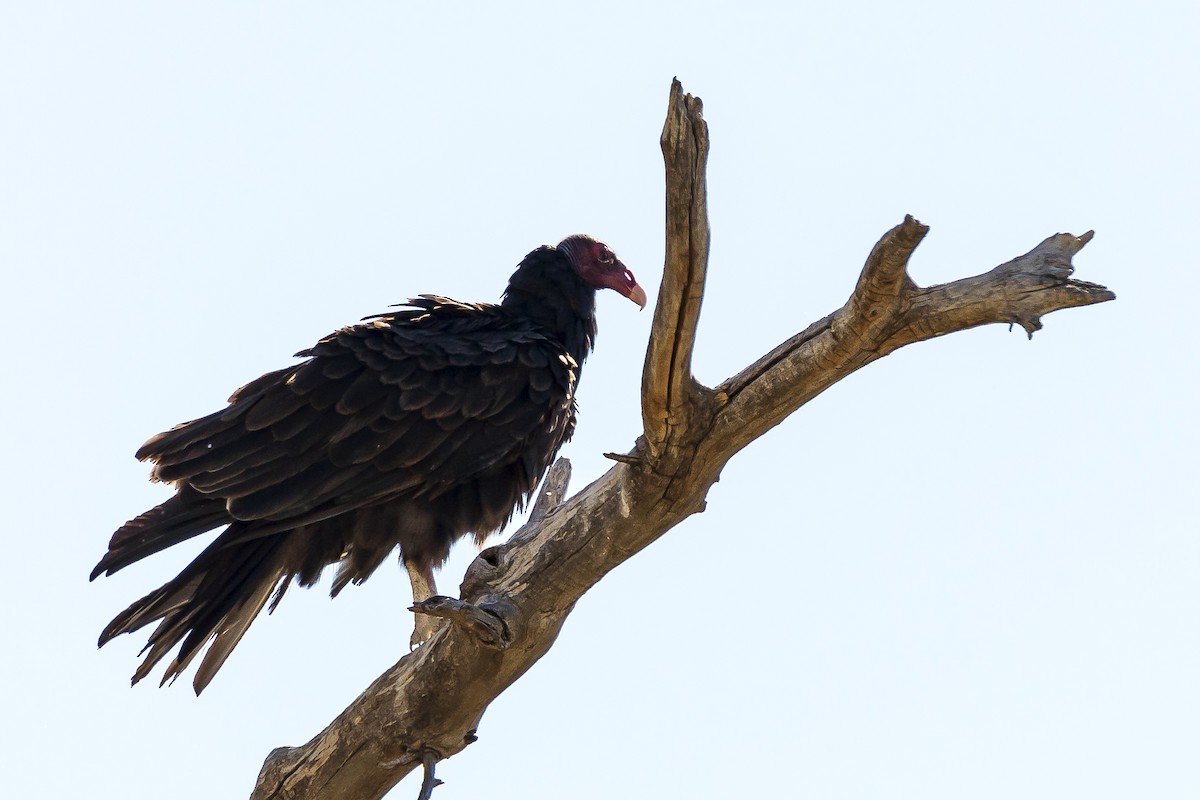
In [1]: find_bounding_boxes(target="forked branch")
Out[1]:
[248,80,1113,800]
[707,218,1112,460]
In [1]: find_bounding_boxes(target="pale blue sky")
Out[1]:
[2,2,1197,798]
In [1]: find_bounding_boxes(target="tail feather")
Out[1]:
[188,577,279,694]
[98,527,289,694]
[98,577,201,646]
[90,486,230,580]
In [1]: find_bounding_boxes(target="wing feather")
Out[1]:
[335,370,387,415]
[100,297,586,691]
[164,308,569,515]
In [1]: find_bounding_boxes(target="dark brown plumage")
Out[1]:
[92,235,645,693]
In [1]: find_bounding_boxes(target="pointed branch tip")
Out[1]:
[899,214,930,242]
[852,215,930,306]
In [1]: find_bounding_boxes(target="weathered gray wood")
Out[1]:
[642,80,711,462]
[249,79,1114,800]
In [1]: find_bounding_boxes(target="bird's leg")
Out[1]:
[405,559,440,648]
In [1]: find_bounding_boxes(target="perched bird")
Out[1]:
[92,235,645,694]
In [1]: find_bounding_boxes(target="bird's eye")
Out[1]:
[598,247,614,265]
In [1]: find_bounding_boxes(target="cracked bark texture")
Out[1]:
[248,78,1115,800]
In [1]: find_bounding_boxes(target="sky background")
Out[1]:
[2,2,1197,798]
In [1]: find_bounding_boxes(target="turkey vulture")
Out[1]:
[92,235,645,694]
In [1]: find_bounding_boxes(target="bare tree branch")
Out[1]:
[709,222,1113,460]
[248,80,1114,800]
[642,78,712,461]
[415,752,440,800]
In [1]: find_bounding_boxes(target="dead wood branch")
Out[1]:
[248,78,1113,800]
